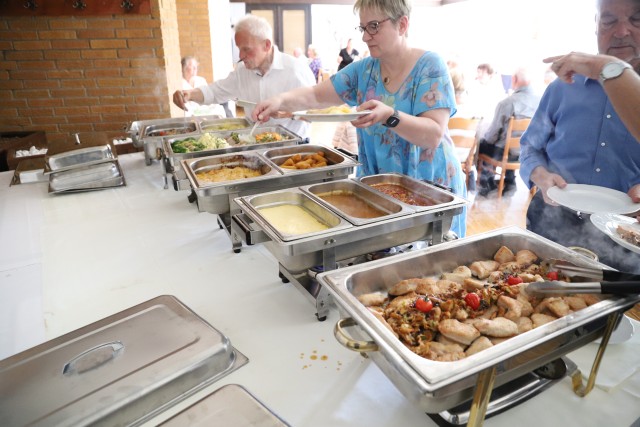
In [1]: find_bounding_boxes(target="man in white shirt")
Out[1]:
[173,15,316,139]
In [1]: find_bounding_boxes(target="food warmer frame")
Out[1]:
[163,124,304,190]
[179,145,360,253]
[315,226,640,424]
[126,115,232,166]
[233,174,468,321]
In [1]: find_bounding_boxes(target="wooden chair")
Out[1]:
[448,117,480,185]
[476,117,531,198]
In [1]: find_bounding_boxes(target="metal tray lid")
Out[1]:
[0,295,248,427]
[159,384,290,427]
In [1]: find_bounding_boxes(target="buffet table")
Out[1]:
[1,152,639,426]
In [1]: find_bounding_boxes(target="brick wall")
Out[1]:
[176,0,213,83]
[0,0,182,145]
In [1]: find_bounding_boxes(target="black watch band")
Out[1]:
[383,109,400,128]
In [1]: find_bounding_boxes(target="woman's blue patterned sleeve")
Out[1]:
[413,53,456,117]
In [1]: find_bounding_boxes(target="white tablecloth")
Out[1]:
[1,152,638,427]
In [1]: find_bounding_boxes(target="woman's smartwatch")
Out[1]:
[383,109,400,128]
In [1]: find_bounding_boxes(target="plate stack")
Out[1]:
[44,144,126,194]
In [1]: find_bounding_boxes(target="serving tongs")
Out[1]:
[541,258,640,282]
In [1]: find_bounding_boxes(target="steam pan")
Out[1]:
[199,117,252,132]
[302,179,413,226]
[239,188,352,242]
[0,295,248,427]
[48,160,124,193]
[262,144,359,176]
[316,226,640,412]
[45,144,115,173]
[359,173,459,212]
[159,384,290,427]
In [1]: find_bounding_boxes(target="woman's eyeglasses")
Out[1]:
[356,18,391,36]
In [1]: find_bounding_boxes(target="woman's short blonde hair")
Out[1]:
[353,0,411,21]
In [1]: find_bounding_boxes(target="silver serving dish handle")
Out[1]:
[334,318,379,353]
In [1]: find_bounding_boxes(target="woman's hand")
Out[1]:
[530,166,567,204]
[350,99,394,128]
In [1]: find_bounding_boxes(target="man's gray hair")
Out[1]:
[234,14,273,43]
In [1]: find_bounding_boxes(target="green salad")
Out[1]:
[171,133,229,153]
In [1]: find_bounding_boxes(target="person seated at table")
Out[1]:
[252,0,467,238]
[520,0,640,273]
[477,66,541,197]
[173,15,316,138]
[180,56,228,118]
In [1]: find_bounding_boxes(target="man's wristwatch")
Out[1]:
[383,109,400,128]
[599,61,632,84]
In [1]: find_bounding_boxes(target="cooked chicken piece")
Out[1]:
[414,341,466,361]
[441,265,472,284]
[546,297,572,317]
[516,294,534,317]
[433,279,462,295]
[514,316,533,334]
[463,277,487,291]
[575,294,602,306]
[487,270,503,283]
[386,292,417,311]
[455,309,469,321]
[465,336,494,356]
[357,291,387,307]
[488,337,510,345]
[436,334,461,346]
[564,296,588,311]
[414,277,438,295]
[494,246,515,264]
[516,249,538,267]
[499,261,521,274]
[497,295,523,320]
[473,317,518,337]
[518,272,541,283]
[469,260,500,279]
[535,297,571,317]
[524,263,544,275]
[479,304,499,319]
[388,278,421,296]
[438,318,481,345]
[531,313,557,328]
[368,307,398,338]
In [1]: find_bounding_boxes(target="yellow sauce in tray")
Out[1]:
[258,204,329,235]
[319,193,386,218]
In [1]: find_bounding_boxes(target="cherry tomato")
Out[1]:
[507,275,523,285]
[546,271,559,280]
[464,293,481,310]
[415,297,433,313]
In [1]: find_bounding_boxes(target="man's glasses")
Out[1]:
[356,18,391,36]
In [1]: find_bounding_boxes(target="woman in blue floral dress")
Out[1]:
[253,0,467,237]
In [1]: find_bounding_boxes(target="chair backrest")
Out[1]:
[448,117,479,149]
[502,117,531,162]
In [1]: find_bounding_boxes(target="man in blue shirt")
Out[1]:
[520,0,640,272]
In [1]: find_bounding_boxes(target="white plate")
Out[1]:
[547,184,640,214]
[292,110,371,122]
[590,212,640,254]
[595,315,636,344]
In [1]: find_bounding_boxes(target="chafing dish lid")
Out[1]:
[0,295,248,427]
[45,144,115,173]
[159,384,290,427]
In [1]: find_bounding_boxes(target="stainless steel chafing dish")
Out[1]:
[315,226,640,423]
[126,115,224,166]
[234,176,467,320]
[180,145,359,252]
[163,125,302,190]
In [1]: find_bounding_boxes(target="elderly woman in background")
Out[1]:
[180,56,232,117]
[253,0,467,237]
[307,44,323,83]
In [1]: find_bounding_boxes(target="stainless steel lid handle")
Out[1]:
[334,318,378,353]
[62,341,125,376]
